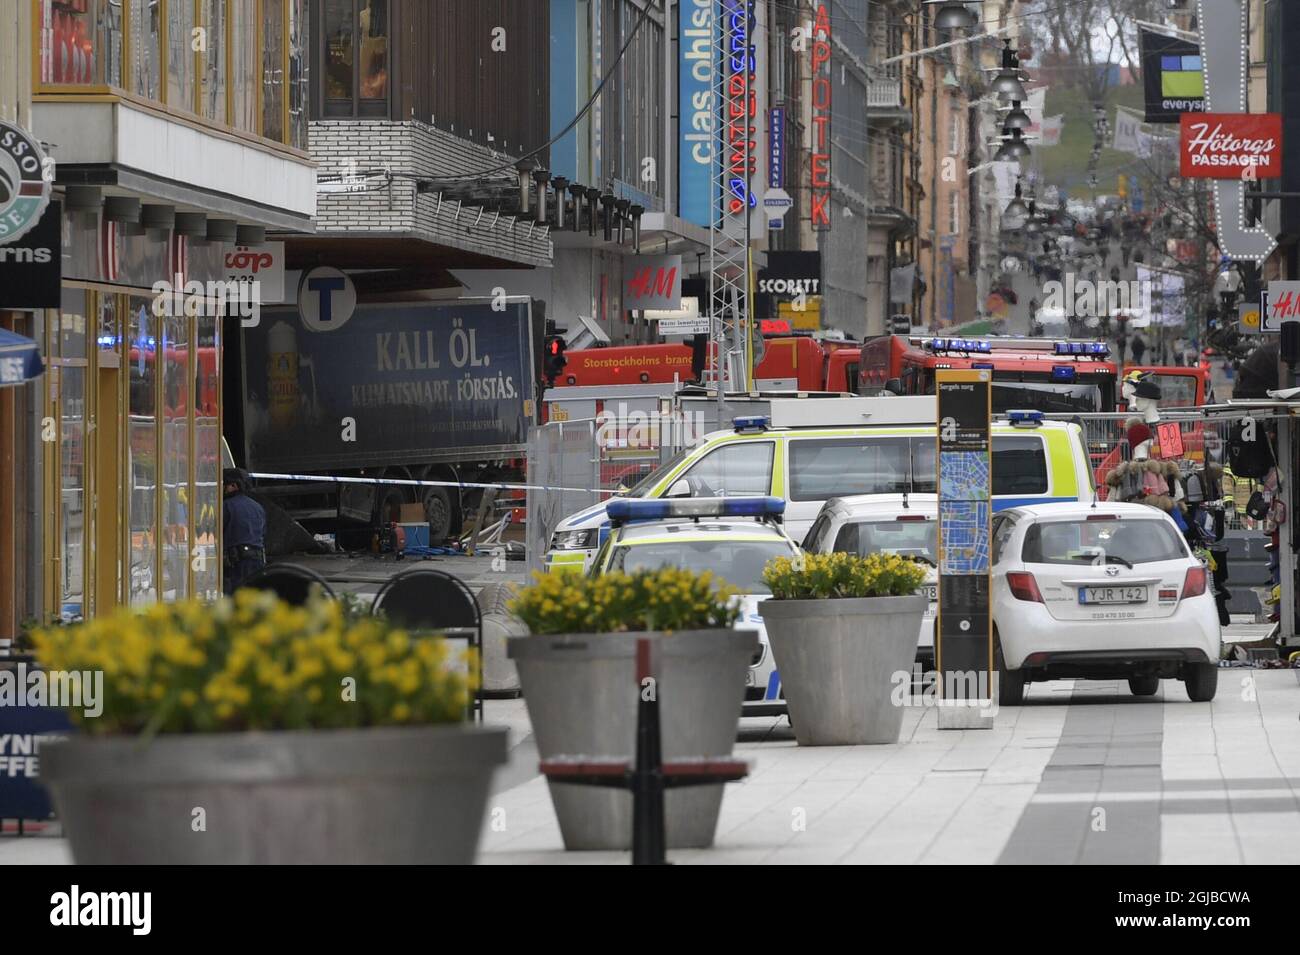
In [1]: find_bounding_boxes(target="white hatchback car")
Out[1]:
[992,502,1221,704]
[802,494,938,664]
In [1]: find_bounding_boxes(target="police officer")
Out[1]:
[223,468,266,594]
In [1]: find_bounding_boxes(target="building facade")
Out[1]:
[2,0,317,637]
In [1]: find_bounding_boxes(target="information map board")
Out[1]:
[936,370,993,705]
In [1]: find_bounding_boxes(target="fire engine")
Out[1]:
[556,335,861,393]
[858,335,1120,414]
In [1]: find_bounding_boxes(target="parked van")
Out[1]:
[545,402,1095,574]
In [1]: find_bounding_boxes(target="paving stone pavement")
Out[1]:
[478,670,1300,865]
[3,669,1297,866]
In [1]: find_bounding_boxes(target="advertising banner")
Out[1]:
[678,0,716,227]
[1179,113,1282,179]
[241,301,535,472]
[1139,28,1205,123]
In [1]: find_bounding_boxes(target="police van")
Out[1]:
[545,396,1095,574]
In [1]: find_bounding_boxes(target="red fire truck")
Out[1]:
[558,335,860,393]
[858,335,1120,413]
[1123,364,1213,408]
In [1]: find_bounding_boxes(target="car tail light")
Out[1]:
[1007,571,1043,603]
[1182,566,1207,599]
[896,514,928,522]
[1086,514,1119,521]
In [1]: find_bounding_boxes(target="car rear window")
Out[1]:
[1022,518,1188,566]
[834,520,936,566]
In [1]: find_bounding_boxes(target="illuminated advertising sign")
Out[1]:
[678,0,716,227]
[810,4,832,230]
[724,0,757,218]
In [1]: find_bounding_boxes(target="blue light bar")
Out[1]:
[1051,365,1077,382]
[606,497,786,524]
[972,361,994,370]
[733,416,770,433]
[1054,342,1068,355]
[1006,409,1044,426]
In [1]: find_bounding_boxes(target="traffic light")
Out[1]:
[544,335,567,386]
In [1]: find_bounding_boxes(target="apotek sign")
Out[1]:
[1179,113,1282,179]
[810,4,832,230]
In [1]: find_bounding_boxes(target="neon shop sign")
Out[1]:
[725,0,757,216]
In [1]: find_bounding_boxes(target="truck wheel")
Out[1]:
[423,487,454,543]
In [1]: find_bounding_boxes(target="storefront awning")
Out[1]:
[0,329,45,386]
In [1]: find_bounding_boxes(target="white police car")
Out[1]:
[802,494,938,664]
[592,497,796,715]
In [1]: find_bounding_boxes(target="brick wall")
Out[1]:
[310,120,552,267]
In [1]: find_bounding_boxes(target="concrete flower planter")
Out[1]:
[508,629,757,850]
[763,595,927,745]
[41,724,507,864]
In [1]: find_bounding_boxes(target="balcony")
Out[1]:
[867,79,902,108]
[865,79,910,126]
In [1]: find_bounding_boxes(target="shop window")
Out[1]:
[127,299,158,605]
[39,0,123,86]
[59,365,88,620]
[289,0,310,149]
[167,0,196,111]
[130,0,162,100]
[194,314,221,600]
[231,0,259,133]
[200,0,228,123]
[262,0,286,142]
[162,313,191,600]
[322,0,388,118]
[56,288,91,621]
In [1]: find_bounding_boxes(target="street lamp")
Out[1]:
[994,129,1032,161]
[516,158,538,216]
[989,40,1028,101]
[1000,100,1031,133]
[551,176,569,229]
[1004,180,1030,222]
[924,1,978,32]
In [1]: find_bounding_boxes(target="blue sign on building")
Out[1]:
[769,107,784,189]
[679,0,717,227]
